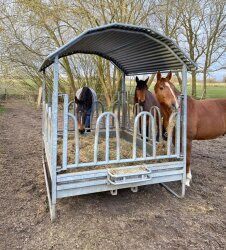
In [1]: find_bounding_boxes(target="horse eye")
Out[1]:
[160,86,164,90]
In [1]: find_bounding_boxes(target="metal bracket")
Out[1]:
[131,186,138,193]
[160,182,185,199]
[110,189,118,196]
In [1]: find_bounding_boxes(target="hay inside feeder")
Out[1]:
[57,132,172,173]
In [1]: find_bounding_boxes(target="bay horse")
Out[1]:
[134,76,160,110]
[74,87,96,134]
[134,76,161,140]
[154,71,226,186]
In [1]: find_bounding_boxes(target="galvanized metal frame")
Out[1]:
[40,24,193,221]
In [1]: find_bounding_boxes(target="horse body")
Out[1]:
[75,87,96,134]
[134,76,161,140]
[154,71,226,186]
[143,91,160,111]
[189,98,226,140]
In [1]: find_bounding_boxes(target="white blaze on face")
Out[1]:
[165,82,179,109]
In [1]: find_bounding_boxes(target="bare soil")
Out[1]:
[0,99,226,250]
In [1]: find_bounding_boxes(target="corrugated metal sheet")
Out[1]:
[39,23,197,74]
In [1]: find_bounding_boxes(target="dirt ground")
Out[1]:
[0,99,226,250]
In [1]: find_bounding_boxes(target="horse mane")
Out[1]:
[168,81,194,101]
[168,81,180,95]
[79,87,93,108]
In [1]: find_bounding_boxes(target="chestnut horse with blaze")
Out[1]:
[154,71,226,186]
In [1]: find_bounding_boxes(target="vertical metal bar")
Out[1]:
[153,108,156,141]
[62,94,69,169]
[148,115,151,141]
[94,117,100,164]
[158,108,163,141]
[181,64,187,195]
[115,114,120,161]
[142,114,146,158]
[117,92,120,126]
[105,114,110,162]
[152,115,156,157]
[121,72,127,128]
[133,120,137,160]
[70,114,79,165]
[127,102,131,129]
[48,88,52,107]
[166,112,176,156]
[74,120,79,166]
[167,126,172,156]
[67,113,79,165]
[151,106,163,142]
[51,56,59,205]
[175,96,181,157]
[48,107,51,144]
[42,71,46,137]
[45,104,48,143]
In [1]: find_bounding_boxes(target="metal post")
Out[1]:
[160,66,187,198]
[62,94,69,169]
[42,70,46,137]
[121,72,127,129]
[50,56,59,220]
[117,92,120,126]
[181,64,187,196]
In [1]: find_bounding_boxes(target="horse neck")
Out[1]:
[161,96,194,128]
[145,90,160,110]
[134,89,138,104]
[80,87,93,108]
[160,104,173,129]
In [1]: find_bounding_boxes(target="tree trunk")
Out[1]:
[191,70,196,97]
[147,74,156,88]
[203,69,207,99]
[175,72,182,90]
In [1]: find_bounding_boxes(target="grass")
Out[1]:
[0,104,5,114]
[126,81,226,99]
[188,84,226,99]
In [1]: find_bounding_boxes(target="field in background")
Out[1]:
[127,81,226,99]
[0,79,226,100]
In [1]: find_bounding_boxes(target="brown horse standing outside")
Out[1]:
[154,71,226,186]
[134,76,160,109]
[134,76,161,140]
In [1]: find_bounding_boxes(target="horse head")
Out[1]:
[74,87,92,134]
[134,76,149,106]
[154,71,180,112]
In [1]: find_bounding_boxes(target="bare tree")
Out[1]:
[202,0,226,98]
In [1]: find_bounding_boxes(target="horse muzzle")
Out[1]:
[171,102,179,111]
[79,129,85,134]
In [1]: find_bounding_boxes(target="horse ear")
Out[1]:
[135,76,139,83]
[157,71,161,81]
[166,71,172,81]
[144,77,149,84]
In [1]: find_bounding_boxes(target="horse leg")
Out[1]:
[185,139,192,187]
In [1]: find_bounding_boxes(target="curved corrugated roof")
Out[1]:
[39,23,197,74]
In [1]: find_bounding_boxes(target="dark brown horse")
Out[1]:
[74,87,93,134]
[134,76,160,110]
[154,71,226,186]
[134,76,161,140]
